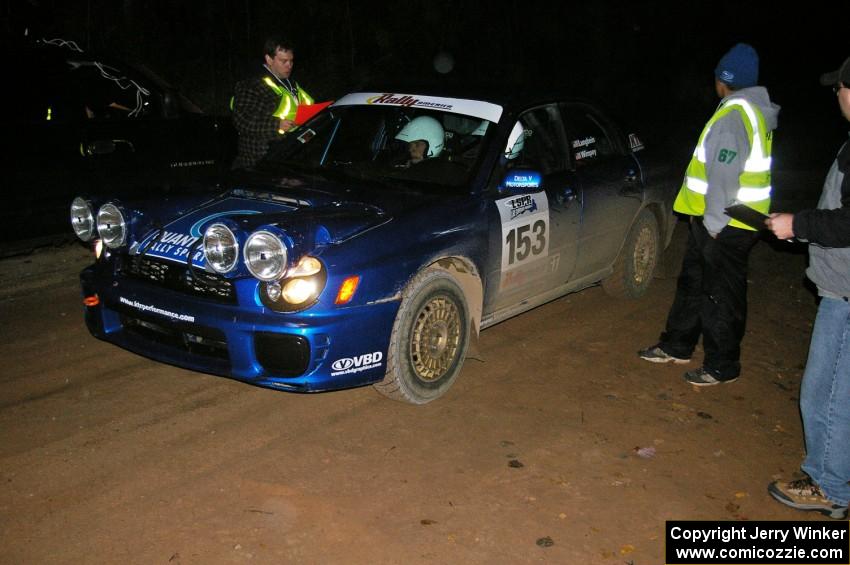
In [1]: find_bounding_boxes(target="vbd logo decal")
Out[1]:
[331,352,384,375]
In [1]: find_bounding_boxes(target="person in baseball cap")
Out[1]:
[820,56,850,90]
[766,56,850,519]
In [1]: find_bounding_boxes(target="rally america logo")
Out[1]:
[365,93,453,111]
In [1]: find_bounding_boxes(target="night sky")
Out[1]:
[6,0,849,171]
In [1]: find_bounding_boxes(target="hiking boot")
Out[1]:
[768,477,849,519]
[683,367,737,386]
[637,345,690,364]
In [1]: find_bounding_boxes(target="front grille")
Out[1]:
[121,314,229,360]
[121,255,236,303]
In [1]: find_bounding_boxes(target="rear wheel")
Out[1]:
[374,268,470,404]
[602,209,659,299]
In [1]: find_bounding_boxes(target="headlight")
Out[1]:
[70,197,95,241]
[287,256,322,277]
[96,203,127,249]
[281,278,319,304]
[244,230,288,281]
[260,255,327,312]
[203,223,239,274]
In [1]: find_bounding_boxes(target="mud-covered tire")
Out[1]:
[602,209,659,299]
[374,268,470,404]
[654,218,687,279]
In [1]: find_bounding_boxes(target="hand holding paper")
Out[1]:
[724,203,769,230]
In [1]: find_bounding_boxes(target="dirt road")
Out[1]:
[0,227,828,564]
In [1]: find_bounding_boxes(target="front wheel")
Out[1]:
[602,209,659,299]
[374,268,470,404]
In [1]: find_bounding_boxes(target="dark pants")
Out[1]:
[659,218,759,379]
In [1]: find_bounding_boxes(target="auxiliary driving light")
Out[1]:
[203,223,239,274]
[96,203,127,249]
[245,230,288,281]
[70,197,95,241]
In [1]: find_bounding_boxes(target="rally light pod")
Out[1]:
[203,221,241,274]
[244,225,290,282]
[70,196,96,242]
[97,202,128,249]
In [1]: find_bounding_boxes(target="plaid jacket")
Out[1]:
[232,71,305,170]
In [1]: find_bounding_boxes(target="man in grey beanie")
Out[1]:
[766,56,850,519]
[638,43,781,385]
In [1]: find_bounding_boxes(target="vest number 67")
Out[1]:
[718,149,737,163]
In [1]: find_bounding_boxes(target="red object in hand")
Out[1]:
[294,101,333,125]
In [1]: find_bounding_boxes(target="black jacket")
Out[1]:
[794,140,850,247]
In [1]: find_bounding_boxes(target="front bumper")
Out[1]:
[80,265,399,392]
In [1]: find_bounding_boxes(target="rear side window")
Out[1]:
[560,105,618,167]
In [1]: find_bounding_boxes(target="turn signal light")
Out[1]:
[83,295,100,307]
[335,275,360,305]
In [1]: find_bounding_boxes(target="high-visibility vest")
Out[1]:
[673,97,773,230]
[261,77,314,123]
[230,76,314,128]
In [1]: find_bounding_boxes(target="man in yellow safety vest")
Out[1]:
[638,43,780,386]
[231,36,314,170]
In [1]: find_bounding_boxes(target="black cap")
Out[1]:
[820,56,850,86]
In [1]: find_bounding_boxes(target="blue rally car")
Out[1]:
[72,90,676,403]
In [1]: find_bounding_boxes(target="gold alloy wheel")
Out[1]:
[409,295,461,382]
[632,224,655,285]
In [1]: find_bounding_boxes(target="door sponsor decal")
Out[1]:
[572,136,597,160]
[497,192,550,291]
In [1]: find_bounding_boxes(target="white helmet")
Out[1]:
[504,121,525,160]
[395,116,445,158]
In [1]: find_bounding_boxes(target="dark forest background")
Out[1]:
[4,0,848,172]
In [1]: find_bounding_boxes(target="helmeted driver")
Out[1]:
[395,116,445,166]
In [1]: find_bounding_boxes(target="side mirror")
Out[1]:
[498,169,543,193]
[86,139,116,155]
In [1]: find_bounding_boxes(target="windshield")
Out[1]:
[260,93,503,192]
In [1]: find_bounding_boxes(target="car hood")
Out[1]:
[132,189,392,267]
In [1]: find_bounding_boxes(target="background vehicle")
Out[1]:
[74,88,677,403]
[3,38,235,256]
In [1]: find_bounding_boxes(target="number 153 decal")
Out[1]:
[497,192,550,272]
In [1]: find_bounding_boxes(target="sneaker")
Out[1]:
[768,477,849,519]
[683,367,737,386]
[638,345,690,364]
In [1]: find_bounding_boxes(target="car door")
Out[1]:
[483,104,582,316]
[560,103,643,279]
